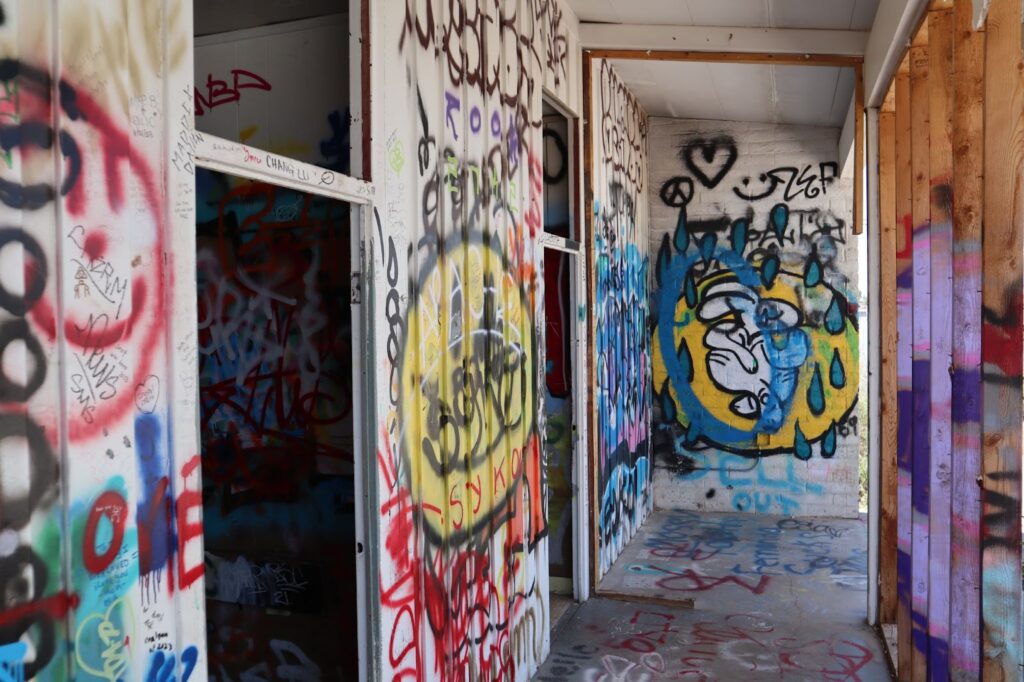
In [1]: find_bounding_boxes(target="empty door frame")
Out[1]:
[539,233,591,602]
[193,133,377,681]
[540,88,591,602]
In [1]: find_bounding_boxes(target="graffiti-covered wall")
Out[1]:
[590,60,652,577]
[0,1,203,680]
[649,119,860,518]
[373,1,580,680]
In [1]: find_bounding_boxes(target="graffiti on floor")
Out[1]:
[677,612,876,680]
[537,604,878,682]
[624,511,866,591]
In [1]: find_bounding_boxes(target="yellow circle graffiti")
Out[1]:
[653,269,858,455]
[400,239,536,542]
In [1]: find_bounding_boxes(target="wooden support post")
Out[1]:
[909,25,931,680]
[878,86,898,626]
[893,53,915,682]
[949,0,984,676]
[926,8,954,678]
[981,0,1024,677]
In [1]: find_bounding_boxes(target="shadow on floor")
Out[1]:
[536,509,894,680]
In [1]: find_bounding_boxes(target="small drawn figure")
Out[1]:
[74,264,90,299]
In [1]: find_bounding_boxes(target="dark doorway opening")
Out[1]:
[195,168,358,681]
[543,105,576,613]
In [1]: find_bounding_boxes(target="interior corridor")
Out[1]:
[538,511,891,680]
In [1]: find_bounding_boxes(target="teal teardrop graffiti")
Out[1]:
[674,206,690,253]
[699,233,716,265]
[807,363,825,416]
[730,219,748,255]
[761,254,779,288]
[770,203,789,240]
[685,270,698,308]
[830,348,846,388]
[794,421,811,460]
[677,337,694,382]
[822,422,837,458]
[824,296,845,334]
[804,258,822,287]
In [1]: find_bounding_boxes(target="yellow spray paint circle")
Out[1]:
[400,237,537,543]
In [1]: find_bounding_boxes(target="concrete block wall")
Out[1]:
[648,117,861,519]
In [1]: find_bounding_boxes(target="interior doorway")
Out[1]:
[541,98,589,631]
[195,169,360,681]
[191,3,371,678]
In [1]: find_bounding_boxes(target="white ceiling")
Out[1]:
[610,59,856,127]
[571,0,874,128]
[569,0,880,30]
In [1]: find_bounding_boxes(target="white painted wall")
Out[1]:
[194,15,350,171]
[648,118,861,519]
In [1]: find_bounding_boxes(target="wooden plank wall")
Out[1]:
[908,23,932,679]
[926,7,954,679]
[949,0,984,677]
[879,80,898,628]
[893,51,915,682]
[877,0,1023,678]
[980,0,1024,677]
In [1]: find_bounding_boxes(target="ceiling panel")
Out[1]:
[849,0,881,30]
[684,0,770,27]
[607,0,693,25]
[568,0,880,29]
[705,63,774,123]
[774,66,840,126]
[769,0,855,29]
[610,60,722,119]
[829,67,857,125]
[566,0,621,23]
[608,59,852,128]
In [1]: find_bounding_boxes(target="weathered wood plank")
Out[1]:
[926,8,954,678]
[908,32,931,682]
[893,54,915,682]
[878,95,899,626]
[981,0,1024,677]
[949,0,984,677]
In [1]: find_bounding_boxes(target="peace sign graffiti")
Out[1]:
[660,176,694,208]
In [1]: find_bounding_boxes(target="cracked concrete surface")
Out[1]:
[536,510,893,680]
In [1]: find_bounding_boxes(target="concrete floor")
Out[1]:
[536,509,893,680]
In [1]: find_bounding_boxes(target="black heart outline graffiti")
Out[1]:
[680,135,738,189]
